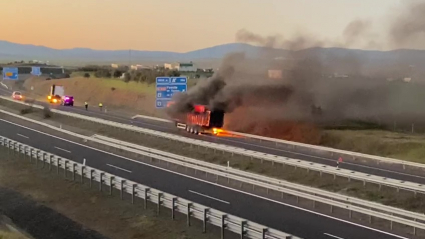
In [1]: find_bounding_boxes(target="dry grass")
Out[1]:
[321,130,425,163]
[23,77,165,117]
[0,232,28,239]
[0,149,225,239]
[1,99,424,214]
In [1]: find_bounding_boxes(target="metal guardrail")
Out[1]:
[131,114,425,171]
[92,135,425,232]
[1,97,425,196]
[0,107,424,236]
[0,136,300,239]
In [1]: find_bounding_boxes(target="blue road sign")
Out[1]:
[155,76,187,108]
[2,67,18,80]
[31,67,42,76]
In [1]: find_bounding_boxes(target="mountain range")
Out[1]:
[2,40,425,77]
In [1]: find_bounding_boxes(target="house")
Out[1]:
[111,64,119,68]
[164,62,196,72]
[131,64,150,70]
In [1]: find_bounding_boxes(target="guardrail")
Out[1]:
[0,136,300,239]
[92,135,425,234]
[131,114,425,172]
[140,115,425,172]
[0,107,424,236]
[1,97,425,196]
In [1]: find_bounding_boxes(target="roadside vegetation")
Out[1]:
[1,98,425,215]
[0,145,225,239]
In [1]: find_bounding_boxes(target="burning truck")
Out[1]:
[173,104,225,135]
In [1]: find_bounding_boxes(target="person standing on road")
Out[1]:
[85,101,88,110]
[99,102,103,111]
[337,157,343,168]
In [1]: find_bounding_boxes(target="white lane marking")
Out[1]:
[0,82,8,89]
[106,164,132,173]
[17,133,29,139]
[189,190,230,204]
[6,93,417,180]
[324,233,344,239]
[0,119,410,239]
[217,136,425,180]
[68,107,168,130]
[54,146,71,153]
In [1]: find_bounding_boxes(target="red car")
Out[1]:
[12,91,23,100]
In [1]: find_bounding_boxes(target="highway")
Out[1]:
[0,85,424,185]
[0,117,412,239]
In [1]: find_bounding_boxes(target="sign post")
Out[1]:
[2,67,18,80]
[155,77,187,108]
[31,67,42,76]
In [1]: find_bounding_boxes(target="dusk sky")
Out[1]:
[1,0,403,52]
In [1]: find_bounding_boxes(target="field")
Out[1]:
[321,130,425,163]
[16,74,425,163]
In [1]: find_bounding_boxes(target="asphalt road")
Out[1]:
[0,118,411,239]
[0,86,424,185]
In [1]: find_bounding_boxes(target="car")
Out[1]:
[61,96,74,106]
[12,91,23,100]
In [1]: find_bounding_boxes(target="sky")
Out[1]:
[0,0,402,52]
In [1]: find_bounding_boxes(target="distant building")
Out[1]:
[403,77,412,83]
[268,70,283,79]
[131,64,150,70]
[164,62,196,72]
[111,64,119,68]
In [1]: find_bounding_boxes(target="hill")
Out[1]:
[3,40,425,77]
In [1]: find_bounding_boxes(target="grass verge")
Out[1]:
[1,98,424,214]
[0,148,226,239]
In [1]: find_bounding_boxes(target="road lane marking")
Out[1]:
[54,146,71,153]
[189,190,230,204]
[106,164,132,173]
[324,233,344,239]
[17,133,29,139]
[0,118,410,239]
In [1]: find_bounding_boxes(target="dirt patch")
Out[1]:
[0,99,424,215]
[0,148,227,239]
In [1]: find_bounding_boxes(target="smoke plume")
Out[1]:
[166,0,425,141]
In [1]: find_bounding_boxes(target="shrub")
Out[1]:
[43,106,52,119]
[83,73,90,78]
[20,107,33,115]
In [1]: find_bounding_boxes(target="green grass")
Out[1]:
[69,71,200,95]
[321,129,425,163]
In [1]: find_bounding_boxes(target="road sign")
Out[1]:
[31,67,41,76]
[2,67,18,80]
[156,77,187,108]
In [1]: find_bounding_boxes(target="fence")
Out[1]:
[0,106,424,237]
[0,136,300,239]
[1,98,425,196]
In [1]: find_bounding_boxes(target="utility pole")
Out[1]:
[129,49,132,68]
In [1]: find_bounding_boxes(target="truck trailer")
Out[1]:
[174,105,224,135]
[47,84,74,106]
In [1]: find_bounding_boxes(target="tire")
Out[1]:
[190,127,194,134]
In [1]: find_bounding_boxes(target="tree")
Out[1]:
[83,73,90,78]
[124,73,131,83]
[113,70,123,78]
